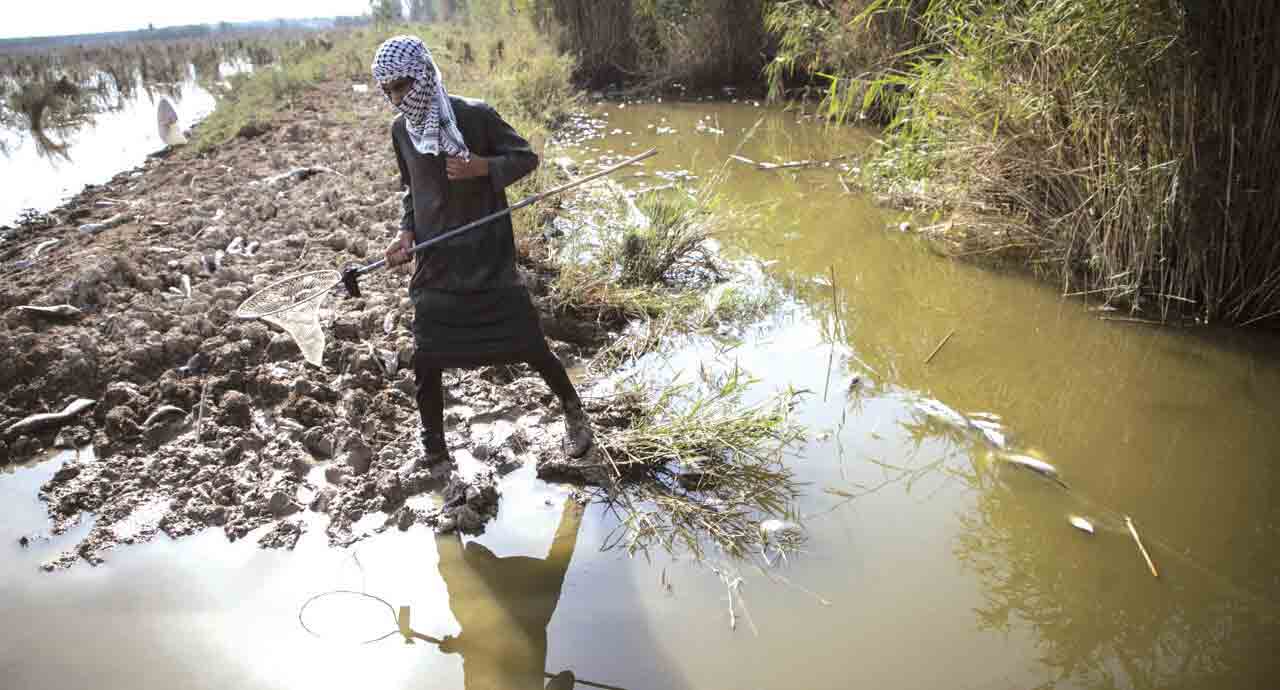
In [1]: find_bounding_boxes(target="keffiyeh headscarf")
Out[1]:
[371,35,470,159]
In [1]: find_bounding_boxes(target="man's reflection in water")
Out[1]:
[434,498,586,690]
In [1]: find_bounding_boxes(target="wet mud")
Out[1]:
[0,81,634,569]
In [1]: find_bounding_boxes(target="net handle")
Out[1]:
[351,148,660,281]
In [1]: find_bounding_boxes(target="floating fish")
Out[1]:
[5,398,96,436]
[996,452,1068,488]
[1068,515,1095,534]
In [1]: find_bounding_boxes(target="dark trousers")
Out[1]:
[414,350,582,453]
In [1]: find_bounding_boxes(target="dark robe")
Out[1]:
[393,96,547,368]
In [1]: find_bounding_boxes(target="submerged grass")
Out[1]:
[587,362,808,560]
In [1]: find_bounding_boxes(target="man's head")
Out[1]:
[371,35,434,111]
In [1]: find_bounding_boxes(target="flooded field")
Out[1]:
[4,100,1279,690]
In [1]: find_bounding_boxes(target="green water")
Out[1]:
[3,102,1279,690]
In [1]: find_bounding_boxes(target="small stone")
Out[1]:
[324,465,351,486]
[267,490,300,517]
[340,435,373,475]
[220,390,253,428]
[301,428,334,458]
[52,463,82,482]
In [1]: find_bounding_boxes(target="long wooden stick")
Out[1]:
[1125,516,1159,578]
[925,329,955,365]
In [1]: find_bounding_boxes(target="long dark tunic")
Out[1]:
[393,96,546,368]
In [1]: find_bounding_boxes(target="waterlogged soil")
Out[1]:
[0,80,639,570]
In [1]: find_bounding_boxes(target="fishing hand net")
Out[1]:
[236,270,340,367]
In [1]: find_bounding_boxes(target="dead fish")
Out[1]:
[226,237,245,255]
[143,405,188,428]
[915,398,969,428]
[181,274,192,299]
[5,398,96,436]
[244,241,260,256]
[78,212,131,235]
[997,452,1068,488]
[968,418,1007,448]
[30,239,59,258]
[17,304,82,319]
[1069,515,1095,534]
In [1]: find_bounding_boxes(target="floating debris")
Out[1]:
[1068,515,1095,534]
[5,398,96,436]
[17,304,82,320]
[1125,516,1160,578]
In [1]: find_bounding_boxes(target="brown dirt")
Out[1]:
[1,80,626,570]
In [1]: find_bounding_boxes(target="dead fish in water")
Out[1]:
[915,398,969,428]
[995,452,1069,489]
[5,398,96,436]
[1068,515,1095,534]
[226,236,245,255]
[17,304,82,320]
[143,405,188,428]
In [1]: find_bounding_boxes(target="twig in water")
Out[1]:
[925,329,955,365]
[823,265,840,402]
[1125,516,1159,578]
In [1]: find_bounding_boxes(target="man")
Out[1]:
[371,35,592,470]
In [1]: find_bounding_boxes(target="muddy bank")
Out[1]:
[0,80,643,570]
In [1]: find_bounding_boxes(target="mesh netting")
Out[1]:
[236,270,340,319]
[237,270,339,367]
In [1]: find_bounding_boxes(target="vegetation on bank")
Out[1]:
[503,0,1280,327]
[767,1,1280,327]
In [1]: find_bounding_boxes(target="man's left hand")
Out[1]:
[446,156,489,180]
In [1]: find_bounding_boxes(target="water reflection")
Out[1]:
[436,499,615,690]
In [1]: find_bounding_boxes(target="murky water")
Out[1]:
[4,101,1280,690]
[0,66,222,224]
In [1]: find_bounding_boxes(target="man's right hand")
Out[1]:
[385,230,414,272]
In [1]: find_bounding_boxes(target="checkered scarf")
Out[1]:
[371,35,470,159]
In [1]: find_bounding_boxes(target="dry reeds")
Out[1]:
[851,0,1280,326]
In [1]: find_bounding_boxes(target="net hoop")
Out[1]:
[235,270,341,320]
[297,589,401,645]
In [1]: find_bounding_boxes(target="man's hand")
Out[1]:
[446,155,489,180]
[385,230,414,272]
